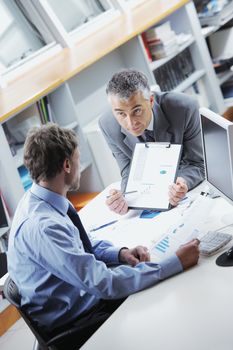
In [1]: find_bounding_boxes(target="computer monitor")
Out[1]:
[0,195,10,237]
[200,107,233,223]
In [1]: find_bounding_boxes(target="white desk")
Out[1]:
[79,186,233,350]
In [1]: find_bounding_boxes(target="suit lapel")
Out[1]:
[153,101,173,142]
[121,127,138,151]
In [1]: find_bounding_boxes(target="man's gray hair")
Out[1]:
[106,69,151,100]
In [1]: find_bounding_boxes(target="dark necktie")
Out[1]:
[137,130,155,143]
[144,129,155,142]
[67,204,93,254]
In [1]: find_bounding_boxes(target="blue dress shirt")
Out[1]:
[8,183,183,331]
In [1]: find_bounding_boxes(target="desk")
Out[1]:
[79,185,233,350]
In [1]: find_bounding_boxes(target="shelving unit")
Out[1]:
[149,36,195,71]
[217,70,233,86]
[198,0,233,28]
[140,1,225,112]
[196,1,233,109]
[173,69,206,92]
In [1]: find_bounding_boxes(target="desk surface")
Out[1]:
[80,186,233,350]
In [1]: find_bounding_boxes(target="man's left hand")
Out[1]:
[169,177,188,206]
[119,246,150,267]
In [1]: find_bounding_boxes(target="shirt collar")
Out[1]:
[147,111,154,131]
[30,183,69,216]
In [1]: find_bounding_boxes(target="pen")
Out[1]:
[90,220,118,232]
[106,190,138,199]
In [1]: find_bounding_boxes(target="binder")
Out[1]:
[125,142,182,211]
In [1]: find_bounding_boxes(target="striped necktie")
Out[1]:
[67,204,93,254]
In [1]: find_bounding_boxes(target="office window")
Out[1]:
[46,0,114,35]
[0,0,56,74]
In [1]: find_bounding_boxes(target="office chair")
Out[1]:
[3,276,85,350]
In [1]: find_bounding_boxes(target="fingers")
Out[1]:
[169,177,188,206]
[127,255,140,267]
[183,238,200,247]
[191,238,200,245]
[130,246,150,266]
[136,246,150,262]
[106,190,128,215]
[126,250,150,267]
[109,189,118,196]
[176,238,200,270]
[120,246,150,266]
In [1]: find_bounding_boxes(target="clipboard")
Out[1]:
[125,142,182,211]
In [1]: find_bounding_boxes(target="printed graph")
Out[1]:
[154,236,170,254]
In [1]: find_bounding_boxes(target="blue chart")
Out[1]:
[155,236,170,254]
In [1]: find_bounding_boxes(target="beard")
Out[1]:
[65,172,80,192]
[70,176,80,191]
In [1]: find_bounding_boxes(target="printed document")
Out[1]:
[125,142,182,210]
[150,195,216,261]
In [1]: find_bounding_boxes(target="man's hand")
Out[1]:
[106,189,128,215]
[169,177,188,206]
[119,246,150,267]
[176,239,200,270]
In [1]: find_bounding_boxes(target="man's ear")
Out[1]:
[149,94,155,108]
[63,158,71,174]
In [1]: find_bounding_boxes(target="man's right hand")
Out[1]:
[106,189,128,215]
[176,239,200,270]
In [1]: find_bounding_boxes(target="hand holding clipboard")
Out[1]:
[125,142,182,211]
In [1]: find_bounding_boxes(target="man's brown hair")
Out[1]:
[24,123,78,183]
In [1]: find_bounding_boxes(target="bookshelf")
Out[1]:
[0,0,227,218]
[149,36,195,71]
[196,1,233,108]
[140,1,225,112]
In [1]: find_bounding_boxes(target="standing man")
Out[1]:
[8,124,199,349]
[99,69,204,215]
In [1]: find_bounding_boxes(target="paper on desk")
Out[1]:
[150,195,216,261]
[90,207,181,249]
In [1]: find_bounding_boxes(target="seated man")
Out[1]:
[99,69,205,214]
[7,124,199,349]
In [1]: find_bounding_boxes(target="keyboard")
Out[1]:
[199,231,232,256]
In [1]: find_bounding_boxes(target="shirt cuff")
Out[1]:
[159,254,183,279]
[103,246,122,264]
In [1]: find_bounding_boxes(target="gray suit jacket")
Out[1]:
[99,91,205,191]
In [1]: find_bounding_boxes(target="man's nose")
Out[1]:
[126,115,135,128]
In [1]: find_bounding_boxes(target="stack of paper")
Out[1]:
[145,21,178,60]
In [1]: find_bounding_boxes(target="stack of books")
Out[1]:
[145,21,178,60]
[153,48,195,90]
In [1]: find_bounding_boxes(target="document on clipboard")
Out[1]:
[125,142,182,211]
